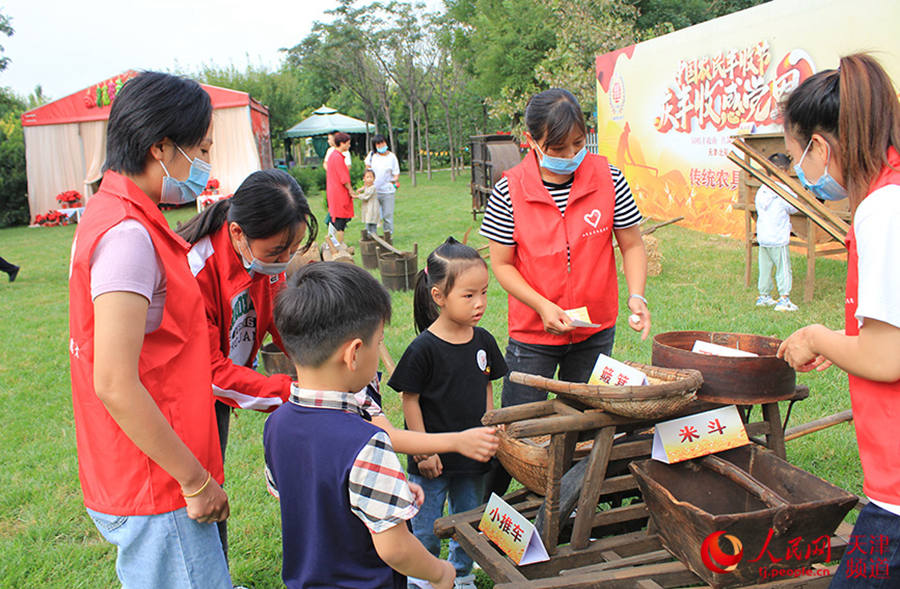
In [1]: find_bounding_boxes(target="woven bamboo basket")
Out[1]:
[495,431,595,495]
[509,362,703,420]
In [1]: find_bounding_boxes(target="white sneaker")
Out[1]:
[774,296,798,312]
[755,294,777,307]
[454,574,477,589]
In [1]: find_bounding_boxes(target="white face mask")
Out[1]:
[239,237,292,276]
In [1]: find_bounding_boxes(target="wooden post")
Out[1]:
[805,216,816,302]
[541,433,569,555]
[762,402,787,459]
[570,427,617,549]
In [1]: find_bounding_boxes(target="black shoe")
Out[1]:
[8,266,19,282]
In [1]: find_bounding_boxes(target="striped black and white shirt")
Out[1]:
[479,165,642,246]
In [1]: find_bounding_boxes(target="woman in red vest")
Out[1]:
[177,168,317,557]
[68,72,231,588]
[326,131,356,246]
[480,88,651,408]
[777,54,900,586]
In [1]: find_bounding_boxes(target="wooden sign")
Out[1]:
[478,493,549,565]
[652,405,749,464]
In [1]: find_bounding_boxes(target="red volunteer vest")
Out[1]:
[326,149,354,219]
[505,150,618,345]
[69,171,223,515]
[844,147,900,505]
[190,222,292,409]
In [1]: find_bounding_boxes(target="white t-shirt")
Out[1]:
[754,183,798,247]
[851,183,900,517]
[364,151,400,193]
[323,146,351,170]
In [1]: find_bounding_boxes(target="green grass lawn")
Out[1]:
[0,169,858,587]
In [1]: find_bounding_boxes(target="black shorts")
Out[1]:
[331,217,351,231]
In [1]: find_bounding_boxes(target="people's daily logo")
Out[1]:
[701,531,743,574]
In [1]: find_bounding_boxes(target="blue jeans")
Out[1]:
[831,502,900,588]
[377,191,395,233]
[502,327,616,406]
[408,473,485,577]
[87,507,231,589]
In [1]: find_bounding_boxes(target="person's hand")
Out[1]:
[430,560,456,589]
[538,301,575,335]
[418,454,443,479]
[182,474,229,523]
[777,324,827,370]
[626,296,651,340]
[455,426,499,462]
[407,480,425,507]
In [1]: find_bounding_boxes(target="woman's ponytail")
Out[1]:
[413,269,438,334]
[177,198,232,244]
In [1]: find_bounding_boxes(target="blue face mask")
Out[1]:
[239,237,292,276]
[159,145,212,205]
[793,140,847,201]
[376,145,388,154]
[535,145,587,175]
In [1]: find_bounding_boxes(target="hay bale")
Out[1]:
[644,234,663,276]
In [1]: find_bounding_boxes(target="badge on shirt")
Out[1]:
[477,349,489,374]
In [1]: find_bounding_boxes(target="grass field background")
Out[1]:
[0,169,858,587]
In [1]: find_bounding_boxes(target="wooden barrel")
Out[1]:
[359,236,379,269]
[378,245,418,291]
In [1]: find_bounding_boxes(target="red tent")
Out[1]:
[21,71,274,219]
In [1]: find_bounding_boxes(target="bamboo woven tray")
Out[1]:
[495,431,594,495]
[508,362,702,419]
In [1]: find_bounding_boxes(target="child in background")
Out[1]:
[358,168,380,237]
[755,152,799,311]
[265,263,456,589]
[389,237,507,589]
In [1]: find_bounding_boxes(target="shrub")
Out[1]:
[0,110,29,227]
[287,165,326,196]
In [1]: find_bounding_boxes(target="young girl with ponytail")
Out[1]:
[388,237,507,589]
[777,54,900,586]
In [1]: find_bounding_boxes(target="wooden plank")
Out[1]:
[762,401,787,459]
[571,427,617,549]
[454,523,528,583]
[497,560,698,589]
[482,401,558,425]
[508,412,640,438]
[541,433,569,555]
[590,502,650,529]
[519,531,661,577]
[559,550,672,576]
[434,490,539,538]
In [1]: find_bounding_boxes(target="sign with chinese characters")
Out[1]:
[564,306,602,328]
[594,0,900,240]
[652,405,749,463]
[478,493,549,565]
[588,353,648,387]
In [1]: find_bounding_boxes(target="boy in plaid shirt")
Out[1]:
[265,263,455,589]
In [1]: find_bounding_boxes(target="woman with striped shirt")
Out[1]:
[479,88,650,413]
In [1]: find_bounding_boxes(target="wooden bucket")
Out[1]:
[630,445,857,588]
[259,342,296,378]
[378,244,418,291]
[359,235,379,269]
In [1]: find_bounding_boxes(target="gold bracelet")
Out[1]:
[182,472,212,498]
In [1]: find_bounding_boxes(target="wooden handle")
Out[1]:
[482,400,557,425]
[508,371,604,395]
[785,410,853,441]
[368,232,405,256]
[640,216,684,236]
[378,341,396,377]
[699,454,789,507]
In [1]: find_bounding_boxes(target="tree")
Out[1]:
[0,11,13,73]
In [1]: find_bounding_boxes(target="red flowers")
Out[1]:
[56,190,83,206]
[34,210,69,227]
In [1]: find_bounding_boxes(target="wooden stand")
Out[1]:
[435,388,825,587]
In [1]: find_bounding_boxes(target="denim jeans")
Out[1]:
[501,327,616,407]
[831,502,900,588]
[87,507,231,589]
[377,191,395,233]
[408,472,486,578]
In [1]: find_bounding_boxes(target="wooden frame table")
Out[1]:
[435,386,815,586]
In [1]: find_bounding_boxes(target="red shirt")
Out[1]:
[69,171,223,515]
[326,149,354,219]
[844,147,900,505]
[504,150,618,344]
[188,222,292,411]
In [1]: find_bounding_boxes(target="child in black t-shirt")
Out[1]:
[388,237,507,589]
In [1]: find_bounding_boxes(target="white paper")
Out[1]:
[691,340,759,358]
[589,353,648,386]
[564,307,603,328]
[520,529,551,565]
